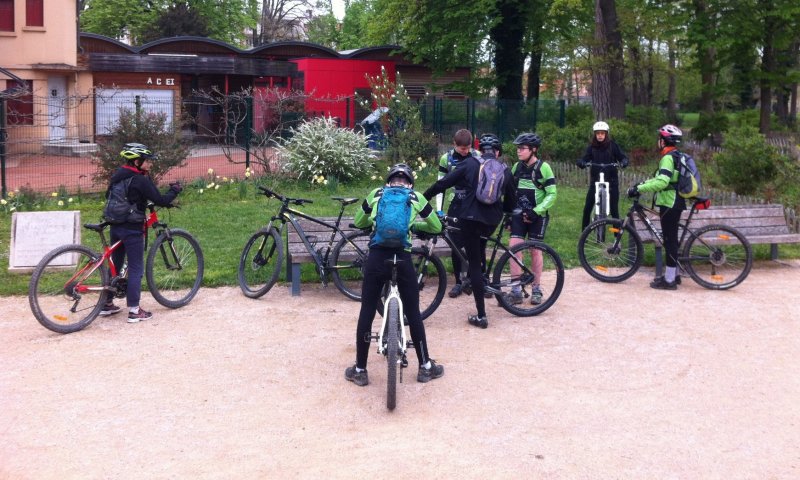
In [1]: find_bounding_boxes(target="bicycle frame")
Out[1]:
[623,197,703,249]
[263,192,357,279]
[594,172,609,218]
[417,214,533,294]
[376,262,407,360]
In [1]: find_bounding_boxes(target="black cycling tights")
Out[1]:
[355,248,429,370]
[659,205,682,268]
[460,219,495,318]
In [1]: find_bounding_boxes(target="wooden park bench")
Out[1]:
[632,203,800,275]
[286,216,452,296]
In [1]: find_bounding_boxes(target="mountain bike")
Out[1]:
[583,162,620,242]
[28,204,204,334]
[577,195,753,289]
[369,255,411,411]
[415,212,565,317]
[238,186,365,299]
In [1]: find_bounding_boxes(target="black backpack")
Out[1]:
[103,177,145,224]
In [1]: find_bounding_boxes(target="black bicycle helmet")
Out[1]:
[120,143,156,167]
[512,132,542,148]
[386,163,414,186]
[478,133,502,154]
[657,124,683,145]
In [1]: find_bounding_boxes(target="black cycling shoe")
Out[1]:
[448,284,463,298]
[650,277,678,290]
[653,275,681,285]
[468,314,488,329]
[417,359,444,383]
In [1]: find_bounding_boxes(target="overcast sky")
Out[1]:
[331,0,345,20]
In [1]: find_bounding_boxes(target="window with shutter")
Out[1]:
[6,80,34,126]
[26,0,43,27]
[0,0,14,32]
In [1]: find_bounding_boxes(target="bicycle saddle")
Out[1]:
[332,197,359,206]
[84,222,109,232]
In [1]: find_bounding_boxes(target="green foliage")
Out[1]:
[714,126,780,195]
[277,116,374,185]
[565,103,593,126]
[692,112,730,144]
[91,108,190,185]
[625,106,666,132]
[138,2,210,44]
[80,0,257,46]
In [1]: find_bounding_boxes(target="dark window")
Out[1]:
[6,80,34,126]
[26,0,43,27]
[0,0,14,31]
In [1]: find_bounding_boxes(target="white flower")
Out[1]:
[9,206,15,211]
[420,162,427,169]
[57,200,64,206]
[206,182,215,189]
[222,177,228,182]
[68,198,73,203]
[207,168,214,175]
[245,171,251,178]
[370,175,376,180]
[0,199,6,205]
[214,184,220,190]
[323,179,328,185]
[199,189,204,194]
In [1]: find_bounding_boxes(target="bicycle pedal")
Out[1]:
[401,355,408,368]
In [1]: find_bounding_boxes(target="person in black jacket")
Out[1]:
[577,121,628,230]
[424,134,516,329]
[100,143,182,323]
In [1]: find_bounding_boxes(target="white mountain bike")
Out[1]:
[371,255,409,411]
[583,162,619,242]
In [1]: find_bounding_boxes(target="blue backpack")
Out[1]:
[672,151,702,199]
[372,186,412,249]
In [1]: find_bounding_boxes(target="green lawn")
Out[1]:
[1,171,796,296]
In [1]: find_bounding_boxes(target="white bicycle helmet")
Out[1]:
[592,121,610,132]
[658,124,683,145]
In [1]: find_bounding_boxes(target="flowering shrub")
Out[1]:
[277,116,373,184]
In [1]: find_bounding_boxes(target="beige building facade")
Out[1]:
[1,0,93,153]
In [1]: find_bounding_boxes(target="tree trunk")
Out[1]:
[759,9,776,134]
[526,50,542,103]
[666,40,678,123]
[694,0,716,115]
[593,0,625,120]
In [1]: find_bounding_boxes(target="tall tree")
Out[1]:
[592,0,625,119]
[139,2,210,44]
[490,0,531,101]
[254,0,315,44]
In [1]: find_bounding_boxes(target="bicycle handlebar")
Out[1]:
[258,186,313,206]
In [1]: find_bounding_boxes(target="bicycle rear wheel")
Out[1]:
[146,229,204,308]
[386,297,400,411]
[28,245,109,334]
[492,241,564,317]
[376,248,447,321]
[330,230,369,301]
[681,224,752,290]
[238,228,283,298]
[578,218,643,282]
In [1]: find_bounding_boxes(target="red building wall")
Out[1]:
[292,58,396,127]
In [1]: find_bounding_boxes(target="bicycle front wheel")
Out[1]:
[28,245,109,334]
[386,297,400,411]
[238,228,283,298]
[146,229,204,308]
[681,224,753,290]
[492,241,564,317]
[578,218,643,282]
[330,230,369,301]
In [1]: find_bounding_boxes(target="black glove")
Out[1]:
[169,181,183,194]
[620,158,629,168]
[626,185,639,198]
[576,159,587,169]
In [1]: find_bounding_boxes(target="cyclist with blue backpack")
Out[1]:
[504,133,557,306]
[345,164,444,387]
[435,129,481,298]
[626,124,686,290]
[424,134,516,329]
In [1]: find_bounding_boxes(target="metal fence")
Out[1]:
[0,91,567,195]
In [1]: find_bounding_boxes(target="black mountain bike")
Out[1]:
[577,195,753,289]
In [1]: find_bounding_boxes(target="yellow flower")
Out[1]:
[245,171,251,178]
[8,191,15,198]
[51,192,58,197]
[0,199,7,205]
[57,200,64,206]
[222,177,228,182]
[207,168,214,175]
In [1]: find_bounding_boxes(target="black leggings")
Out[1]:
[581,180,621,230]
[449,230,486,284]
[355,248,429,369]
[659,205,683,268]
[459,219,495,318]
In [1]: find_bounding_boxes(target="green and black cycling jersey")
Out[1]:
[354,186,442,251]
[637,145,684,209]
[510,159,557,216]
